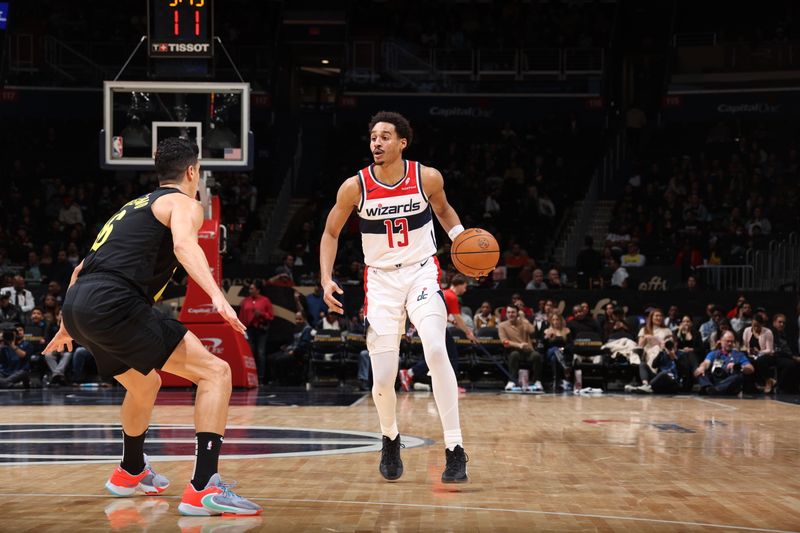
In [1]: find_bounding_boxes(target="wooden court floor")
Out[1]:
[2,391,800,532]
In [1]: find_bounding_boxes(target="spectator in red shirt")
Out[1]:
[238,281,274,384]
[727,295,747,320]
[442,275,478,342]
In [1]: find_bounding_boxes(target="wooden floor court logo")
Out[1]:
[0,423,429,465]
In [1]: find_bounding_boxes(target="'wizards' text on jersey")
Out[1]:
[356,160,437,268]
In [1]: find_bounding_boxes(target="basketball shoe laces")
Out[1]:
[214,478,242,500]
[381,437,404,467]
[445,446,469,472]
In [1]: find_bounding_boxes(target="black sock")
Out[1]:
[120,430,147,475]
[191,432,224,491]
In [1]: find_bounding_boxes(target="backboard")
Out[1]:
[101,81,252,170]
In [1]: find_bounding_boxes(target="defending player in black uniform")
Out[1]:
[45,138,262,516]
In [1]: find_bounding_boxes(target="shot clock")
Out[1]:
[148,0,214,58]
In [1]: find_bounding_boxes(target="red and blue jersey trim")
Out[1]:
[359,160,423,203]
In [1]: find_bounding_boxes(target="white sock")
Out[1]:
[443,430,463,451]
[416,314,462,447]
[370,351,399,439]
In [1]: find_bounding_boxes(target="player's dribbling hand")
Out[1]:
[322,279,344,315]
[44,326,73,354]
[213,293,247,335]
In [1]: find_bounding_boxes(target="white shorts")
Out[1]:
[364,256,447,336]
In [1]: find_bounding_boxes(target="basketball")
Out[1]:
[450,228,500,278]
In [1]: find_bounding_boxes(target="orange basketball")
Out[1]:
[450,228,500,278]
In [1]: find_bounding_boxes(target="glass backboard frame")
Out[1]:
[101,81,251,170]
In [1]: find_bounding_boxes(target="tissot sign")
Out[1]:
[150,42,212,56]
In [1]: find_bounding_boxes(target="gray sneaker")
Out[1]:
[139,454,170,495]
[105,454,170,496]
[179,474,263,516]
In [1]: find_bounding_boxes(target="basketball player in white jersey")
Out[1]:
[320,111,468,483]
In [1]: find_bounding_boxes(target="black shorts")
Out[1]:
[61,272,187,379]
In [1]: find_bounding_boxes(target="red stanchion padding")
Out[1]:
[159,323,258,388]
[160,195,257,388]
[180,197,224,324]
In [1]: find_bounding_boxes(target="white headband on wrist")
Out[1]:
[448,224,465,241]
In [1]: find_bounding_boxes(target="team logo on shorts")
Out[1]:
[417,287,428,301]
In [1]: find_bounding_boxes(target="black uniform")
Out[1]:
[62,188,188,378]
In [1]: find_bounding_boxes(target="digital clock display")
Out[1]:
[148,0,214,58]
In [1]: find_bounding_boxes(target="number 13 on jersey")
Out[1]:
[384,218,409,248]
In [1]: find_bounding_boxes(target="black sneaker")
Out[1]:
[441,445,469,483]
[379,435,404,481]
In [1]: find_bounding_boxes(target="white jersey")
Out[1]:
[356,160,437,269]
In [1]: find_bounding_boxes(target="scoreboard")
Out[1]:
[148,0,214,58]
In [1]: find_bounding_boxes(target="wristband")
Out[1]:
[448,224,465,241]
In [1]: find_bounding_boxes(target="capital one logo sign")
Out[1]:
[717,102,781,114]
[200,337,224,355]
[187,304,216,314]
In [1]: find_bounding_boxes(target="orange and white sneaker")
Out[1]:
[178,474,263,516]
[105,455,170,497]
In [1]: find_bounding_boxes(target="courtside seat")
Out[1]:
[572,331,606,389]
[471,327,509,386]
[308,329,345,387]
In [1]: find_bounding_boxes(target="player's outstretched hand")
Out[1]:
[44,325,73,354]
[322,279,344,315]
[213,293,247,335]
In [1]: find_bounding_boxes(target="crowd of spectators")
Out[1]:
[221,278,800,395]
[0,119,262,267]
[470,292,800,395]
[606,120,800,279]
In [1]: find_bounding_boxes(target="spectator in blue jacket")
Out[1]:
[693,331,754,395]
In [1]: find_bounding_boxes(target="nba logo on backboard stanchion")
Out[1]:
[112,136,123,159]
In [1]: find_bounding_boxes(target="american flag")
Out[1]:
[224,147,242,160]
